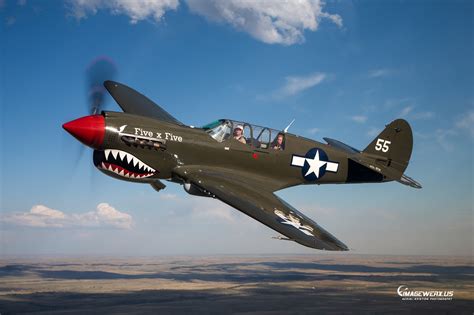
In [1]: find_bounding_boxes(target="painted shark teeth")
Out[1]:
[118,151,126,162]
[99,149,156,179]
[100,163,155,178]
[103,149,155,173]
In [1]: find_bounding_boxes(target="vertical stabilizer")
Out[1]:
[363,119,413,177]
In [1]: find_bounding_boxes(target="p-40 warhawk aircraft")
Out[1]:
[63,81,421,251]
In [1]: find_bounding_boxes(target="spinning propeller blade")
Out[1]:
[87,57,117,115]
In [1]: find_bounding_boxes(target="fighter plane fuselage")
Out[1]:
[62,80,420,251]
[91,111,386,191]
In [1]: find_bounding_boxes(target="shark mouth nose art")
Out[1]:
[93,149,156,179]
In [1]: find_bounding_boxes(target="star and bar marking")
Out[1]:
[291,148,339,180]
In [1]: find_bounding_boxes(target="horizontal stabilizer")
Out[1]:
[324,137,360,155]
[397,174,422,189]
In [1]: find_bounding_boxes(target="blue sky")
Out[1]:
[1,0,472,256]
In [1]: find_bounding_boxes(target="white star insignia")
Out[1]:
[304,150,327,178]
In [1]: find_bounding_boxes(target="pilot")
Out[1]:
[273,133,285,150]
[233,125,246,144]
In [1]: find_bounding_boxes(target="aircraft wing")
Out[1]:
[173,166,348,251]
[104,81,183,126]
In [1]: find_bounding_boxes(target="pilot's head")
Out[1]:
[276,134,284,145]
[233,125,244,137]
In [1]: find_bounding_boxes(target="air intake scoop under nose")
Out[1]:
[63,115,105,149]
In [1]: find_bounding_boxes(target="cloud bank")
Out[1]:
[66,0,342,45]
[67,0,179,24]
[1,203,133,229]
[186,0,342,45]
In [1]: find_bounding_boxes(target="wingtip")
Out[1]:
[337,242,350,251]
[317,239,349,251]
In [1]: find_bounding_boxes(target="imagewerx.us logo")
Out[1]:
[397,285,454,301]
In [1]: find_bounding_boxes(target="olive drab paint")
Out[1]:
[63,81,421,251]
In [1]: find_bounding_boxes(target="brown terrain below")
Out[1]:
[0,254,472,314]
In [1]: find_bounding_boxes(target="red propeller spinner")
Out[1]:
[63,115,105,149]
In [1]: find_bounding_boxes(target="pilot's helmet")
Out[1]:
[235,125,244,131]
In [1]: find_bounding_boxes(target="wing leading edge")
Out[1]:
[173,166,348,251]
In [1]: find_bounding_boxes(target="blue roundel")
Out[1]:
[302,148,329,181]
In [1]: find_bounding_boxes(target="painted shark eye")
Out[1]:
[121,136,166,150]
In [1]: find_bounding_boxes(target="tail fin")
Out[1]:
[363,119,413,177]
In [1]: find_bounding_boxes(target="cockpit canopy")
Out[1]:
[202,119,285,150]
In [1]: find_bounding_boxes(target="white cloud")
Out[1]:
[368,68,391,78]
[320,11,343,28]
[65,0,342,45]
[399,106,434,120]
[307,127,320,135]
[410,111,434,120]
[433,110,473,151]
[191,202,236,222]
[383,98,413,110]
[159,193,178,200]
[455,110,474,138]
[186,0,342,45]
[435,128,456,151]
[67,0,179,24]
[411,111,434,120]
[351,115,367,124]
[1,203,133,229]
[277,72,326,97]
[399,105,413,117]
[155,191,245,224]
[367,127,381,137]
[94,203,133,229]
[185,197,239,222]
